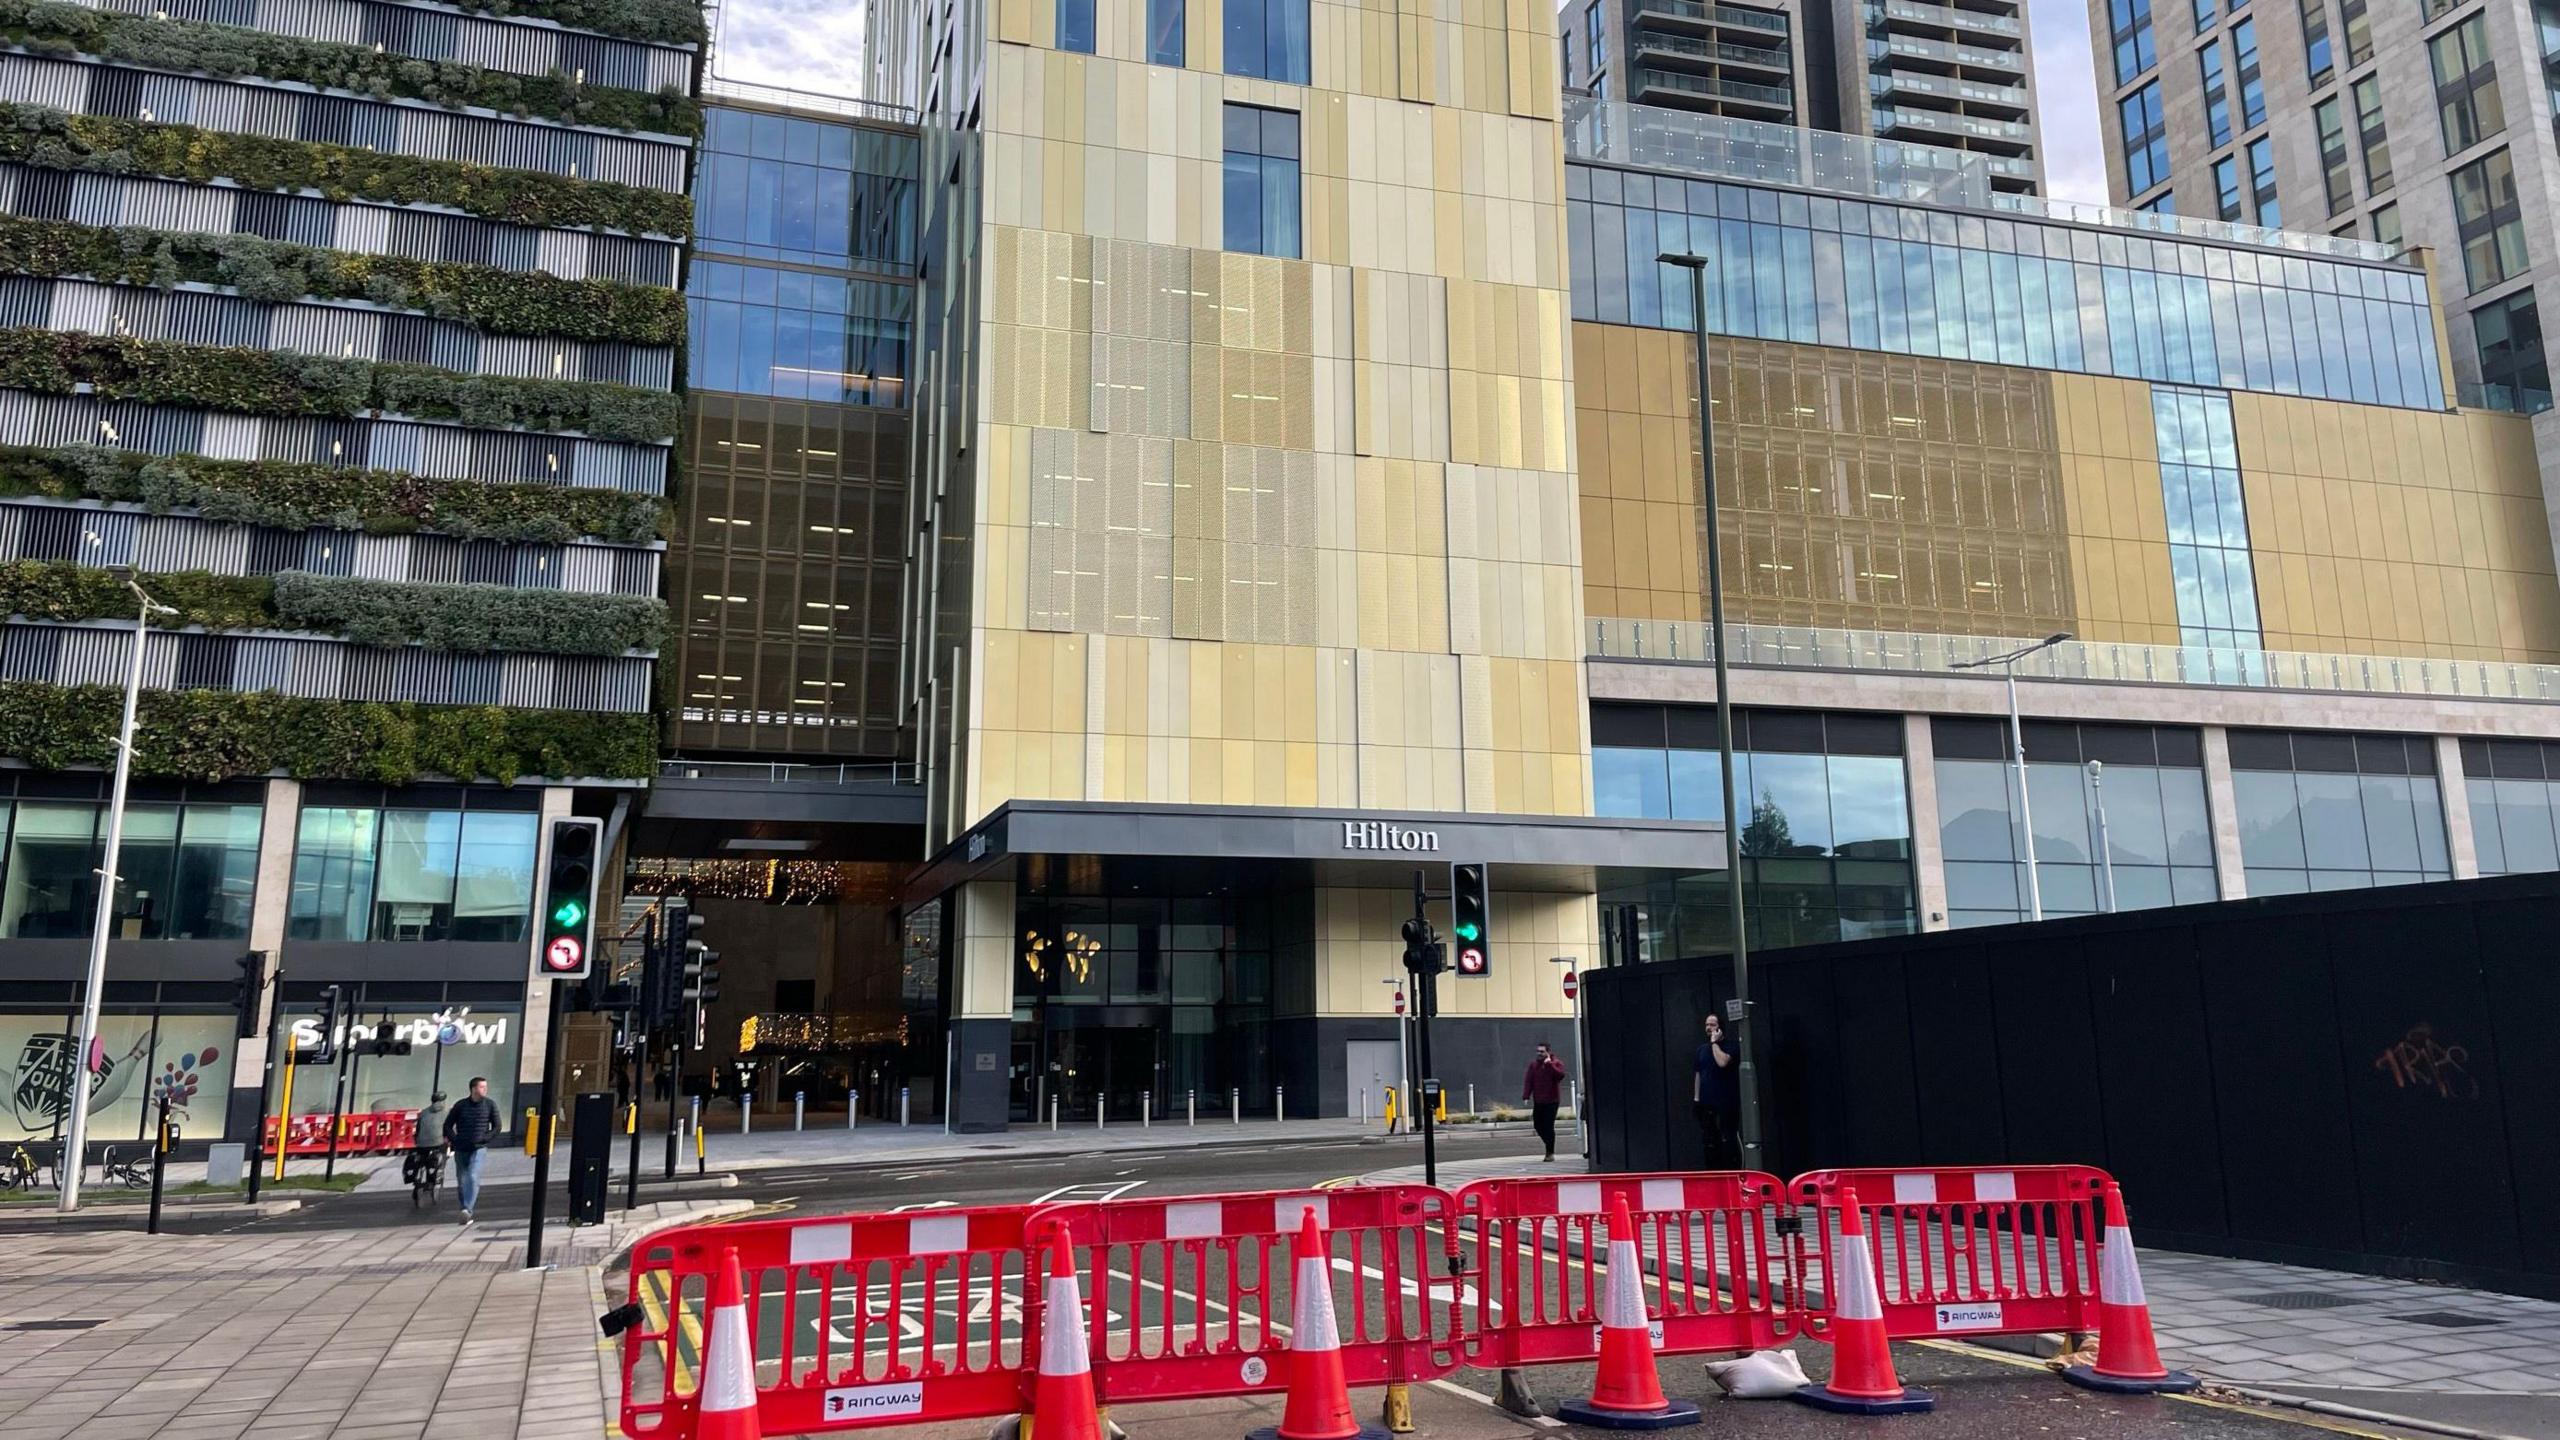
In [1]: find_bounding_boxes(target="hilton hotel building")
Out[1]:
[845,0,2560,1135]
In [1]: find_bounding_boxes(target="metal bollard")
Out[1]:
[900,1086,911,1127]
[794,1091,805,1131]
[1277,1085,1285,1124]
[741,1098,752,1136]
[1050,1095,1059,1131]
[1142,1090,1151,1128]
[1231,1087,1240,1124]
[1467,1083,1476,1117]
[689,1096,701,1138]
[1572,1080,1583,1142]
[1096,1096,1105,1130]
[1360,1087,1369,1124]
[1188,1089,1196,1126]
[849,1092,858,1129]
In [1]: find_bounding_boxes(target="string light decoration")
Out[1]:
[626,857,899,903]
[739,1013,912,1053]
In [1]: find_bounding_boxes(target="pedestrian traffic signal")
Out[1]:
[231,950,268,1039]
[1451,862,1491,975]
[536,817,603,981]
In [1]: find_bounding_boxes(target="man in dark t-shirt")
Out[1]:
[1692,1012,1737,1168]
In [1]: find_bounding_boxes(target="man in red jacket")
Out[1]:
[1522,1043,1567,1162]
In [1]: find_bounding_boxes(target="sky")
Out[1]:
[707,0,2111,204]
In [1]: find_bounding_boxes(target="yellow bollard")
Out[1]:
[1382,1381,1414,1434]
[1381,1086,1399,1134]
[624,1102,636,1137]
[523,1108,539,1156]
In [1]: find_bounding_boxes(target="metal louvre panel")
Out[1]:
[0,508,20,559]
[586,235,682,287]
[199,412,262,460]
[0,56,88,111]
[0,393,206,452]
[136,71,201,127]
[286,634,345,698]
[522,654,648,712]
[101,0,685,87]
[571,438,668,494]
[613,548,658,596]
[172,632,240,690]
[510,547,565,589]
[0,276,55,331]
[333,642,402,701]
[0,626,64,684]
[270,301,382,362]
[453,15,556,75]
[234,636,294,692]
[133,512,251,574]
[161,288,272,349]
[558,32,657,91]
[558,545,616,594]
[98,0,263,27]
[448,652,503,705]
[299,530,355,575]
[350,533,411,581]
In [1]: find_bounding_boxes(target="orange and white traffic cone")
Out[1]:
[1792,1184,1933,1415]
[698,1246,763,1440]
[1557,1197,1701,1430]
[2063,1182,2198,1394]
[1248,1212,1389,1440]
[1032,1228,1108,1440]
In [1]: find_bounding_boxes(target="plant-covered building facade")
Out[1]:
[0,0,698,1148]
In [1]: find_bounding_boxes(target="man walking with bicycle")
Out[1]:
[441,1077,502,1224]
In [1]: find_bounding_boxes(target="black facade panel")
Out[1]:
[2323,897,2521,1275]
[1901,942,2006,1165]
[2195,911,2361,1256]
[2083,922,2227,1241]
[1827,951,1921,1167]
[1981,931,2094,1167]
[2476,893,2560,1278]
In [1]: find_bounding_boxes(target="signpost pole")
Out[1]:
[246,961,283,1202]
[524,976,567,1269]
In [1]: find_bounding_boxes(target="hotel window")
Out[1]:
[1226,0,1309,81]
[2233,18,2265,127]
[1222,104,1301,258]
[2299,0,2331,84]
[2153,386,2263,652]
[2372,200,2400,247]
[1561,32,1573,86]
[2201,44,2232,146]
[2192,0,2215,29]
[1057,0,1095,52]
[2213,154,2245,218]
[2429,13,2504,153]
[2139,190,2178,212]
[2352,76,2391,192]
[2316,97,2352,213]
[2247,134,2280,226]
[2120,83,2169,194]
[2471,288,2552,413]
[1935,719,2218,925]
[2112,0,2157,84]
[2340,0,2369,63]
[2451,148,2526,291]
[2465,739,2560,875]
[1149,0,1185,64]
[1586,1,1605,76]
[2420,0,2460,21]
[2228,731,2450,896]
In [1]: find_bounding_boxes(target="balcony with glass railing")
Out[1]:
[1633,0,1792,34]
[1868,67,2029,112]
[1871,32,2024,72]
[1875,0,2023,39]
[1587,618,2560,705]
[1634,28,1796,72]
[1635,67,1796,109]
[1875,105,2034,147]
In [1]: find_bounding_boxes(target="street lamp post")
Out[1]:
[59,579,175,1212]
[1953,633,2072,923]
[2088,759,2117,913]
[1658,250,1763,1174]
[1548,956,1588,1159]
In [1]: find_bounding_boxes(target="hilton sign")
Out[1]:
[1342,820,1441,853]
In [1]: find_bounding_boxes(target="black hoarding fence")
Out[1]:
[1584,871,2560,1298]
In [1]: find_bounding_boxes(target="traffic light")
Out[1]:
[1451,862,1491,976]
[1400,915,1441,977]
[535,817,603,981]
[231,950,267,1039]
[366,1013,413,1058]
[681,907,719,1006]
[305,983,344,1064]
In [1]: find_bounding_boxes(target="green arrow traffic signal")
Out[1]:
[552,897,587,929]
[1454,922,1480,942]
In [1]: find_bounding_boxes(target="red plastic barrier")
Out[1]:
[1454,1172,1792,1368]
[1787,1166,2109,1344]
[1035,1185,1462,1404]
[619,1204,1044,1438]
[258,1111,420,1156]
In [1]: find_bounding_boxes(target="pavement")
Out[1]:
[1,1126,2548,1439]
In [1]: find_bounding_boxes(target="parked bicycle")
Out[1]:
[0,1142,52,1191]
[97,1146,151,1189]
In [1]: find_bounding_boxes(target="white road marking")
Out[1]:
[1033,1180,1147,1204]
[1328,1255,1490,1311]
[890,1201,957,1212]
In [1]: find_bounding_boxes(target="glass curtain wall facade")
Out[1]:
[1934,718,2217,926]
[2152,386,2263,651]
[2228,730,2452,893]
[2464,738,2560,875]
[286,795,541,944]
[1567,162,2443,408]
[1595,704,1917,955]
[0,784,262,941]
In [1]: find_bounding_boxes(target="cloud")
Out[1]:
[2027,0,2109,205]
[714,0,870,96]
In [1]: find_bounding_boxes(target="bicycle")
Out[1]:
[0,1143,48,1191]
[98,1146,151,1189]
[404,1146,446,1208]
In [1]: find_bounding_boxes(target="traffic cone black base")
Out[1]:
[2060,1366,2198,1395]
[1247,1424,1391,1440]
[1554,1397,1703,1430]
[1790,1383,1935,1415]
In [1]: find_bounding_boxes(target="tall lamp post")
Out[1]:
[1658,250,1763,1174]
[1548,955,1588,1159]
[60,579,175,1212]
[1952,633,2072,923]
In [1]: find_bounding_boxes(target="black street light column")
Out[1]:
[1658,251,1764,1174]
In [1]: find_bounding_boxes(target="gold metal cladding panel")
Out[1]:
[2051,372,2179,648]
[2230,394,2560,663]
